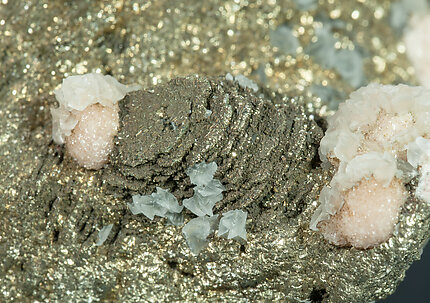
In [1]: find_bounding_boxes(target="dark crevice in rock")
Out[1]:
[310,288,328,303]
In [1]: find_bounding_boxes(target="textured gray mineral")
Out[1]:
[1,75,429,303]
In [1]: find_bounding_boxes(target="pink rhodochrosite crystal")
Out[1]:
[65,104,119,169]
[51,73,141,169]
[319,177,407,249]
[312,83,430,249]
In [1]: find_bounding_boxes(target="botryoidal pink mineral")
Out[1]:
[50,73,140,169]
[311,83,430,249]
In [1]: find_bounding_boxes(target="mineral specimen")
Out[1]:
[312,83,430,248]
[2,0,430,301]
[51,73,140,169]
[218,209,247,241]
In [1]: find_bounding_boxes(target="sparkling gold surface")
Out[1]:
[0,0,429,302]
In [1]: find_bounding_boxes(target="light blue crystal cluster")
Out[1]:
[218,210,247,241]
[183,162,225,216]
[128,187,184,226]
[128,161,247,255]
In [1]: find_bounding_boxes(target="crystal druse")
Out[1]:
[51,73,140,169]
[312,83,430,249]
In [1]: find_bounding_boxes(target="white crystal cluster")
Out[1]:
[128,161,248,255]
[225,73,259,93]
[311,83,430,249]
[51,73,141,169]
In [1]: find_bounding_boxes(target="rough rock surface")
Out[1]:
[0,76,429,303]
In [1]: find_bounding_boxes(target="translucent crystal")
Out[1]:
[195,179,225,197]
[151,187,184,214]
[218,210,247,241]
[95,224,113,246]
[407,136,430,168]
[165,212,184,226]
[270,25,300,55]
[182,215,218,255]
[128,187,183,220]
[183,192,222,216]
[186,161,218,186]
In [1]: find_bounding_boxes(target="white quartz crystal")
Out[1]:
[218,210,247,241]
[313,83,430,248]
[128,187,183,224]
[182,215,219,255]
[51,73,141,169]
[95,224,113,246]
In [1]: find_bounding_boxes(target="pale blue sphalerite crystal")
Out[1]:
[218,210,247,241]
[182,215,219,255]
[95,224,113,246]
[128,187,184,225]
[184,162,225,216]
[195,179,225,197]
[183,192,222,217]
[186,161,218,186]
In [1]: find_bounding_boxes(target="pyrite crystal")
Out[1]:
[1,0,429,302]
